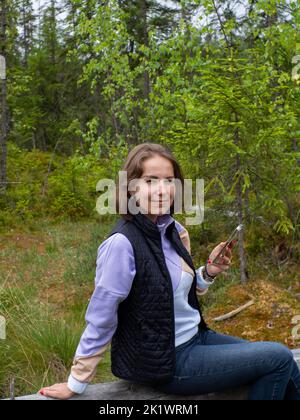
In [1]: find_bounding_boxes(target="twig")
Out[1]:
[212,300,255,322]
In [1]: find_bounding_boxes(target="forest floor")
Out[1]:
[0,217,299,398]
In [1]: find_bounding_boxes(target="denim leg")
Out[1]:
[201,329,249,345]
[284,359,300,400]
[154,330,295,400]
[204,329,300,400]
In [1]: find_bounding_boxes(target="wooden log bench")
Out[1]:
[8,349,300,400]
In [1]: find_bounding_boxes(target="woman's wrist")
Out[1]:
[195,266,214,290]
[204,262,217,281]
[67,374,88,394]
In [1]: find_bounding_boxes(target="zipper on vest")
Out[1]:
[157,234,176,374]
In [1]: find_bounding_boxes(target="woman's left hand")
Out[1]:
[206,240,237,278]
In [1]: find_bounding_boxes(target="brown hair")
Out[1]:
[115,143,185,221]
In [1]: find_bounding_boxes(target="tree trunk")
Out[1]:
[236,167,249,283]
[140,0,150,100]
[0,0,8,191]
[234,114,249,283]
[21,1,29,66]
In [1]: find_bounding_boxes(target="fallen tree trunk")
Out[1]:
[5,349,300,401]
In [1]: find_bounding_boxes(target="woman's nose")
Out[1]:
[157,180,170,196]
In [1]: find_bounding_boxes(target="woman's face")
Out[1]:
[130,154,176,223]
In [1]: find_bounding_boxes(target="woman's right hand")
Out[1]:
[39,383,76,400]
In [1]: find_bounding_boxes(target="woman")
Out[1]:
[39,143,300,400]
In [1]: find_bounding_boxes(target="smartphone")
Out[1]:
[211,224,244,264]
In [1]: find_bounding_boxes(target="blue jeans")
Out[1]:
[152,329,300,400]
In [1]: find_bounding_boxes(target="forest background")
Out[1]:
[0,0,299,398]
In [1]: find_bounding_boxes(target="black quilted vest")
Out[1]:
[107,212,209,385]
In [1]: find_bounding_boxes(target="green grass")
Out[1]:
[0,216,119,398]
[0,285,82,397]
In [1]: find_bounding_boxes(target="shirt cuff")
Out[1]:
[196,266,215,290]
[67,374,88,394]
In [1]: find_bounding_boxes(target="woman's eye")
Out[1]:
[145,179,174,184]
[145,179,158,184]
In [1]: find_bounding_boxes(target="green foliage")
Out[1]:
[3,0,300,242]
[0,143,112,227]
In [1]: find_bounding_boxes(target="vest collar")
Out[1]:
[131,212,175,239]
